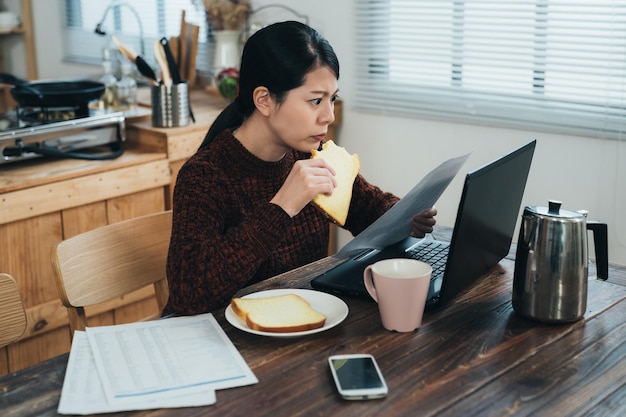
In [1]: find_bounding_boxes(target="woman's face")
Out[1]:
[268,65,338,153]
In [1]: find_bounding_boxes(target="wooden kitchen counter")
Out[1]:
[0,146,166,193]
[0,145,171,376]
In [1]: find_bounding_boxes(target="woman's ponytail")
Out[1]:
[199,100,244,149]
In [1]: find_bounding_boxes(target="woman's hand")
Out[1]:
[270,158,337,217]
[410,207,437,238]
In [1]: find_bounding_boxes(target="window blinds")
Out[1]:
[355,0,626,139]
[63,0,209,71]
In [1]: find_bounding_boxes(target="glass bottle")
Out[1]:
[117,62,138,113]
[99,53,119,111]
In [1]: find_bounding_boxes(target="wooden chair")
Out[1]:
[51,210,172,337]
[0,273,27,349]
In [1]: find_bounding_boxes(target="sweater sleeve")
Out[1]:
[343,173,400,236]
[164,162,293,316]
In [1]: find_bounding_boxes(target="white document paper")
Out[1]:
[58,331,216,415]
[339,153,470,255]
[86,313,257,403]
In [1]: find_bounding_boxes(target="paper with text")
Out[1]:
[339,153,470,255]
[58,331,216,415]
[86,313,257,403]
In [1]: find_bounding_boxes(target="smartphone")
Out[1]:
[328,354,388,400]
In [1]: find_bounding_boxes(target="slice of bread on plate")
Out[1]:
[231,293,326,333]
[310,140,360,226]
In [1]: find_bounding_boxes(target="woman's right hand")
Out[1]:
[270,158,337,217]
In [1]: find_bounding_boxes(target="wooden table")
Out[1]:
[2,237,626,416]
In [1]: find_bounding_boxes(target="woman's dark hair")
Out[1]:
[199,21,340,149]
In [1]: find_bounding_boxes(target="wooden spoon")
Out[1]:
[153,40,172,86]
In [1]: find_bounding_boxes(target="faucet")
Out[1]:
[94,1,146,57]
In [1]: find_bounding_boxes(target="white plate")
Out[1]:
[225,289,349,338]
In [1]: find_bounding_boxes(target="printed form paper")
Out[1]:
[58,331,216,415]
[339,153,470,255]
[85,313,257,404]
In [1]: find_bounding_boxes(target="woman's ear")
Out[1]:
[252,86,272,117]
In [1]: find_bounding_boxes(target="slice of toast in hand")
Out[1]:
[310,140,360,226]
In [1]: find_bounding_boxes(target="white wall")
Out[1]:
[27,0,626,265]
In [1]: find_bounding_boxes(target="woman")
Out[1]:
[163,21,436,316]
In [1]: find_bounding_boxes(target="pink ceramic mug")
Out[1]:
[364,258,432,332]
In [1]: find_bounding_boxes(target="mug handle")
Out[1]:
[363,265,378,302]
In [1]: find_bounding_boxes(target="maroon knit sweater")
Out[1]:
[163,130,399,316]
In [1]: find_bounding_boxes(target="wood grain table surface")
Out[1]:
[2,227,625,417]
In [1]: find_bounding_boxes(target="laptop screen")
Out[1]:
[438,140,536,303]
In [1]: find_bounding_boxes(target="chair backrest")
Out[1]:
[51,210,172,335]
[0,273,27,349]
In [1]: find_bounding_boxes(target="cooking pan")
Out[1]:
[0,73,105,108]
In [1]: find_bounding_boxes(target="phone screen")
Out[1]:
[330,356,385,391]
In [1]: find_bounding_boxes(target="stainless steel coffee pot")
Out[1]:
[512,200,608,323]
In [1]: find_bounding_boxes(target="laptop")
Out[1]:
[311,140,536,309]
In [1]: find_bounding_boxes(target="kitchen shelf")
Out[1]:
[0,0,36,78]
[0,0,37,111]
[0,27,24,35]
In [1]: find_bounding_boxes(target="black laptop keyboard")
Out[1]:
[406,240,450,281]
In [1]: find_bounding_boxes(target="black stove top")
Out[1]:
[17,103,90,126]
[0,109,126,165]
[1,102,92,131]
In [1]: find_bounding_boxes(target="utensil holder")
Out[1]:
[151,82,189,128]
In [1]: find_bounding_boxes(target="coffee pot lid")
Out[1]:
[524,200,585,219]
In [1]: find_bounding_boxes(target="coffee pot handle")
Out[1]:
[587,221,609,280]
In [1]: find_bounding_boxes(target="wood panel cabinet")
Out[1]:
[0,148,170,375]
